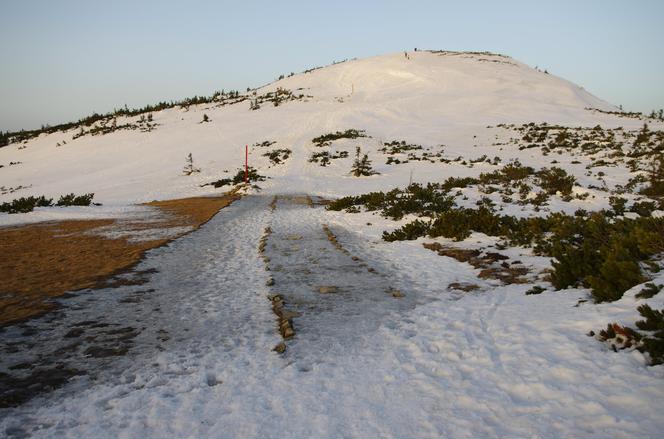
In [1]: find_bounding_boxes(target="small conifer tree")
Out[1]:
[202,114,210,123]
[351,146,378,177]
[183,153,200,175]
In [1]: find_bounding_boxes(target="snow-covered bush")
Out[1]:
[183,153,200,175]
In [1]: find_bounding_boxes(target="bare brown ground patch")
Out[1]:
[0,194,239,327]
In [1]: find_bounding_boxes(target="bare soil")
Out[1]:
[0,194,239,327]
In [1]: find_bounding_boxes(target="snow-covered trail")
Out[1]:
[2,193,663,438]
[263,195,419,364]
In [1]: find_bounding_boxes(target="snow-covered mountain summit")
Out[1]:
[267,51,613,121]
[0,50,653,222]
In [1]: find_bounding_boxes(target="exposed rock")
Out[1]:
[280,310,302,320]
[423,242,480,263]
[390,289,405,298]
[448,282,480,292]
[478,266,528,284]
[318,286,338,294]
[282,326,295,338]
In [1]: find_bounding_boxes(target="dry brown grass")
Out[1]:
[0,194,239,327]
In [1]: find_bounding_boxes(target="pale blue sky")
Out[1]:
[1,0,662,132]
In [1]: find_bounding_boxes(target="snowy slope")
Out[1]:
[1,51,664,438]
[0,50,633,218]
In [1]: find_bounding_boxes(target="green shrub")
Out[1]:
[309,150,348,166]
[1,193,96,213]
[536,167,576,196]
[383,219,430,242]
[201,167,266,188]
[0,196,53,213]
[641,155,664,196]
[202,178,233,188]
[56,193,95,207]
[608,196,627,216]
[263,148,291,165]
[328,183,454,220]
[478,162,534,184]
[331,179,664,303]
[428,209,474,241]
[635,304,664,365]
[526,286,546,295]
[380,140,423,154]
[636,283,662,299]
[586,244,645,302]
[630,200,657,217]
[440,177,479,191]
[312,129,366,147]
[550,213,664,301]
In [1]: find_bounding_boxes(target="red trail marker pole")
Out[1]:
[244,144,248,184]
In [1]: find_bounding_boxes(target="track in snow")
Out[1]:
[263,195,416,363]
[3,193,662,439]
[0,194,418,437]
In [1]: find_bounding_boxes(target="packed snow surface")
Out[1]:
[1,51,663,438]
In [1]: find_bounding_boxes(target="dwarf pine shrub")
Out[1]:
[309,150,348,166]
[635,304,664,365]
[328,183,454,220]
[549,214,664,301]
[56,193,95,206]
[630,200,657,217]
[332,179,664,303]
[312,129,366,147]
[636,283,662,299]
[383,219,431,242]
[263,148,291,165]
[0,196,53,213]
[1,193,96,213]
[201,167,266,188]
[536,167,576,196]
[641,155,664,196]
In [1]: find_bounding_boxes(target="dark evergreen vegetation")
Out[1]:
[350,147,378,177]
[0,193,95,214]
[328,178,664,304]
[312,129,367,147]
[201,167,266,188]
[263,149,291,165]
